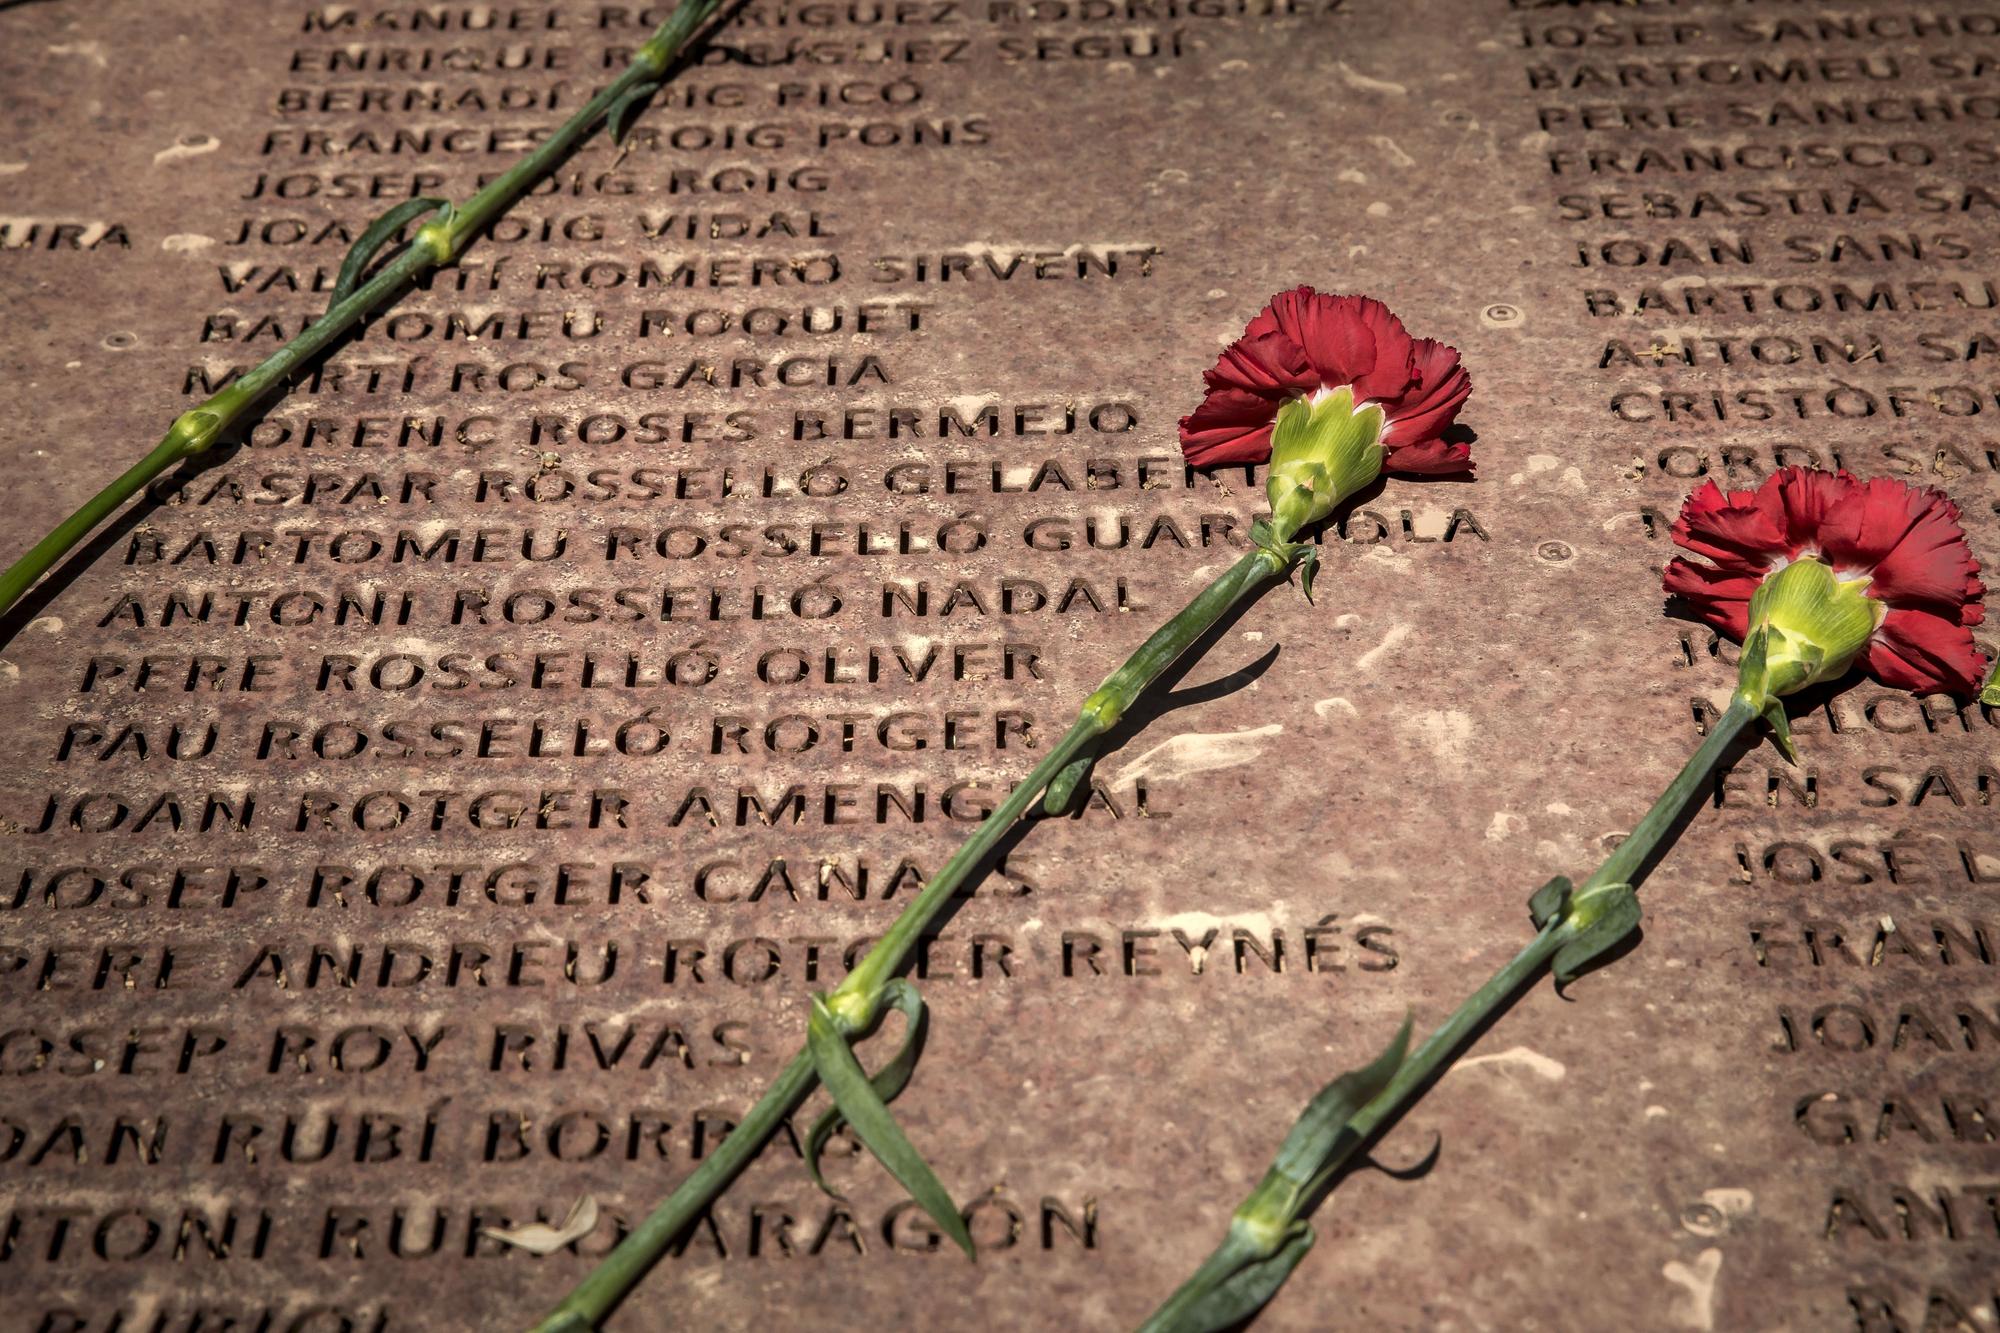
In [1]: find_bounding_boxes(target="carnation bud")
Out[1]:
[1736,556,1884,703]
[1265,387,1386,542]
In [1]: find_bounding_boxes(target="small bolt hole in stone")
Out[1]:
[1538,541,1573,563]
[1680,1203,1725,1236]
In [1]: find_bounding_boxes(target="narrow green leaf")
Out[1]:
[1550,881,1641,988]
[1982,655,2000,707]
[1285,1016,1412,1199]
[1761,697,1798,765]
[1041,749,1096,816]
[330,198,446,313]
[1163,1224,1315,1333]
[1527,875,1572,930]
[1736,624,1771,704]
[806,994,974,1259]
[1294,543,1319,604]
[803,980,928,1194]
[607,79,662,145]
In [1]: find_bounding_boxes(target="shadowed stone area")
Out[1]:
[0,0,1996,1328]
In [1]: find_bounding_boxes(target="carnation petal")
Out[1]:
[1771,466,1855,553]
[1248,287,1371,386]
[1179,387,1279,466]
[1246,288,1417,402]
[1861,607,1988,695]
[1183,289,1474,480]
[1383,437,1473,476]
[1205,329,1317,397]
[1818,477,1938,570]
[1670,479,1788,573]
[1382,338,1471,446]
[1828,481,1984,611]
[1335,295,1420,403]
[1663,557,1756,640]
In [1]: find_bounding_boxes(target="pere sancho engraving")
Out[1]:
[0,0,1996,1329]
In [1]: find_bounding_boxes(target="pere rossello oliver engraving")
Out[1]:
[1,0,1998,1330]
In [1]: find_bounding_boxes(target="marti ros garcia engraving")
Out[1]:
[4,0,2000,1330]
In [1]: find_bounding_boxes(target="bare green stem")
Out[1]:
[530,545,1291,1332]
[0,0,722,617]
[1143,695,1766,1333]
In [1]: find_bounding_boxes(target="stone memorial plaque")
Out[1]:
[2,0,1998,1327]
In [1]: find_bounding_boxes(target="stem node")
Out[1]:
[164,408,223,460]
[416,216,459,267]
[1079,686,1123,732]
[822,981,877,1035]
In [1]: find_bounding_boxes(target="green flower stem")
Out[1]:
[1582,693,1760,893]
[1138,1229,1272,1333]
[838,545,1285,1007]
[524,1049,818,1333]
[1143,694,1764,1333]
[531,545,1291,1331]
[0,435,183,616]
[0,0,721,619]
[1344,696,1761,1155]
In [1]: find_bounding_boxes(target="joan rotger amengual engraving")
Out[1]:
[2,0,1999,1329]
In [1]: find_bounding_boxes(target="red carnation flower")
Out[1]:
[1663,467,1987,696]
[1178,287,1473,476]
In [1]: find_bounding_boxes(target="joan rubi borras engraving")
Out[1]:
[0,0,725,616]
[529,288,1475,1329]
[1144,466,1994,1331]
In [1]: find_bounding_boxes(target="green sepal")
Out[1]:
[1551,881,1641,989]
[805,992,974,1259]
[1783,635,1824,696]
[1294,543,1320,604]
[1163,1224,1316,1333]
[1041,748,1097,816]
[803,979,928,1194]
[1741,556,1875,696]
[607,79,663,145]
[1737,626,1819,705]
[1265,389,1385,536]
[330,198,448,313]
[1737,626,1803,764]
[1529,875,1641,988]
[1981,656,2000,707]
[1736,623,1771,701]
[1760,696,1797,765]
[1248,519,1318,604]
